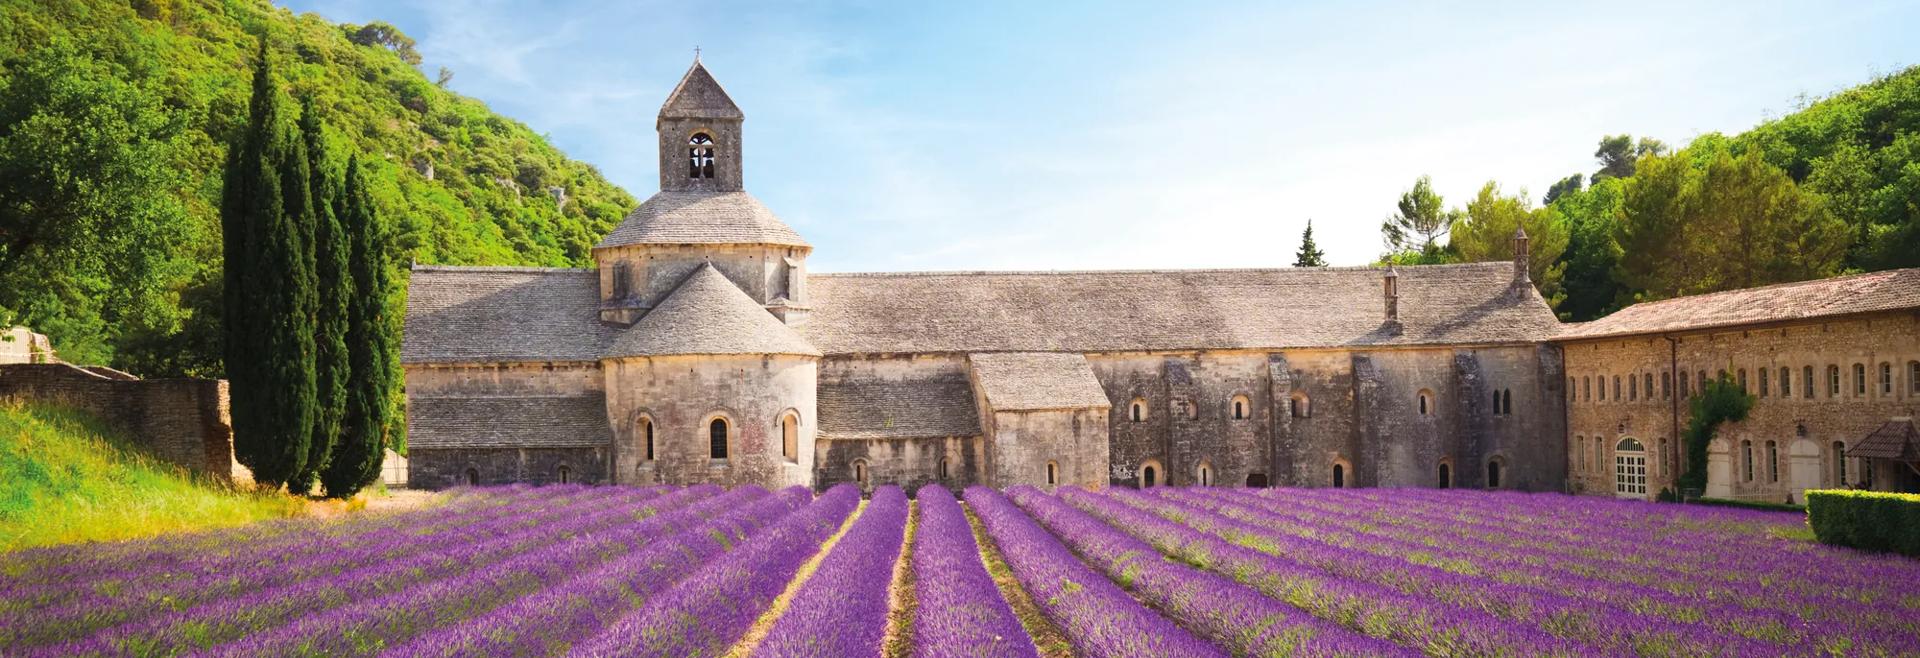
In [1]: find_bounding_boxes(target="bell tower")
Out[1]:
[657,57,744,192]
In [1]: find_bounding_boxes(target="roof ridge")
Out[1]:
[1609,267,1919,310]
[411,265,594,274]
[809,261,1513,278]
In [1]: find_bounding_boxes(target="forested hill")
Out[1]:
[0,0,637,375]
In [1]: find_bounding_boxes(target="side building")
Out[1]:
[1555,267,1920,502]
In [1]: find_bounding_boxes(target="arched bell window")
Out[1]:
[688,132,715,179]
[709,417,730,460]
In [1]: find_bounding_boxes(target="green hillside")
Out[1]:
[0,0,636,374]
[0,401,305,551]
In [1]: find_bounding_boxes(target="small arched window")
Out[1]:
[1129,398,1148,423]
[938,456,951,480]
[1597,377,1606,401]
[1230,395,1251,420]
[1289,392,1311,418]
[1828,365,1841,397]
[1662,372,1672,400]
[1679,375,1689,399]
[465,468,480,486]
[1046,461,1059,486]
[1582,376,1591,402]
[1417,389,1433,416]
[1628,375,1638,401]
[1502,389,1513,415]
[688,132,715,179]
[1140,463,1158,488]
[781,412,799,463]
[1853,363,1867,396]
[1332,462,1346,488]
[1575,435,1586,472]
[1612,375,1621,401]
[1196,461,1213,487]
[1779,367,1791,397]
[709,417,730,460]
[1643,373,1653,401]
[1879,362,1893,396]
[1805,365,1816,398]
[1486,458,1504,489]
[640,416,656,461]
[557,465,571,484]
[853,459,868,484]
[1758,367,1769,397]
[1437,461,1452,489]
[1765,440,1779,482]
[1741,440,1754,482]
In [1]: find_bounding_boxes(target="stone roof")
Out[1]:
[1558,267,1920,341]
[402,267,609,364]
[818,372,981,440]
[659,60,742,120]
[607,264,821,358]
[1849,418,1920,461]
[408,395,612,449]
[801,262,1557,355]
[596,191,809,249]
[968,352,1111,412]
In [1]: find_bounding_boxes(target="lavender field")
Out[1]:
[3,484,1918,657]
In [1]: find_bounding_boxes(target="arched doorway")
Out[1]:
[1141,465,1157,488]
[1614,437,1648,498]
[1245,473,1268,488]
[1438,462,1452,489]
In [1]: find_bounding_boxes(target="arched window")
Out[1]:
[709,417,730,460]
[1486,458,1504,489]
[557,465,571,484]
[1502,389,1513,415]
[1575,435,1586,472]
[1417,389,1433,416]
[465,468,480,486]
[1230,394,1251,420]
[1644,373,1653,402]
[1765,440,1779,482]
[1129,398,1148,423]
[1629,375,1637,401]
[1491,389,1502,414]
[1597,377,1606,401]
[1741,440,1754,482]
[1196,461,1213,487]
[1832,441,1848,486]
[1613,375,1621,401]
[1679,374,1689,399]
[1779,367,1791,398]
[1583,376,1591,401]
[1140,462,1159,488]
[1662,372,1671,400]
[938,456,951,480]
[853,459,868,484]
[1613,438,1647,497]
[1879,362,1893,396]
[1289,392,1310,418]
[781,412,799,463]
[1828,365,1842,397]
[688,132,715,179]
[1853,363,1867,396]
[1045,461,1059,486]
[1438,461,1452,489]
[1804,365,1816,399]
[1332,462,1346,488]
[639,416,656,461]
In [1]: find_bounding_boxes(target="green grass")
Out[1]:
[0,401,305,551]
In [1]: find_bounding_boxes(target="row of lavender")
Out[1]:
[8,482,1916,656]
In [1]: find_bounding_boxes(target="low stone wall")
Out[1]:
[409,446,607,489]
[0,363,233,479]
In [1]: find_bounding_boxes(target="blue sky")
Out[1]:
[282,0,1919,272]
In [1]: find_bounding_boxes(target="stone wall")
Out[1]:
[604,353,816,490]
[984,408,1109,490]
[409,446,607,488]
[1561,310,1920,502]
[0,327,54,364]
[596,243,809,323]
[0,363,233,478]
[814,436,986,495]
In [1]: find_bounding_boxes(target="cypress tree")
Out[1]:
[1293,219,1328,267]
[220,44,316,488]
[290,98,351,495]
[323,155,394,497]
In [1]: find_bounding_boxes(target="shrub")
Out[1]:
[1806,489,1920,556]
[1692,497,1804,513]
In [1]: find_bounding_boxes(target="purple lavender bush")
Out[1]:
[909,485,1037,658]
[750,485,909,658]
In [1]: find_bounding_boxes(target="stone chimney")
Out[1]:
[1383,265,1400,325]
[1513,226,1531,285]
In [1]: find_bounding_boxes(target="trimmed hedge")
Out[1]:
[1691,497,1805,513]
[1806,489,1920,556]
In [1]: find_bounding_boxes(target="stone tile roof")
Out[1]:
[408,394,612,449]
[595,191,809,249]
[817,372,981,440]
[607,264,821,358]
[968,352,1112,411]
[659,60,742,120]
[402,267,610,364]
[800,263,1557,355]
[1558,267,1920,340]
[1849,418,1920,461]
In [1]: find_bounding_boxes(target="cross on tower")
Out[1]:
[693,46,701,61]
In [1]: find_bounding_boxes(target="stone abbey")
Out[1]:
[400,60,1920,501]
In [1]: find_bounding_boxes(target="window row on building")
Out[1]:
[1570,360,1920,406]
[632,410,802,466]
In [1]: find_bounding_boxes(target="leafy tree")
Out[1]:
[348,22,421,66]
[1380,175,1460,260]
[323,156,395,498]
[1543,174,1584,206]
[1450,181,1570,300]
[0,40,193,365]
[222,46,316,489]
[1678,374,1755,496]
[1593,134,1668,181]
[1292,220,1327,267]
[1550,178,1630,321]
[290,98,351,496]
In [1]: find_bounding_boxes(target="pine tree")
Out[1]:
[323,155,394,498]
[1293,220,1327,267]
[220,44,316,488]
[290,98,351,495]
